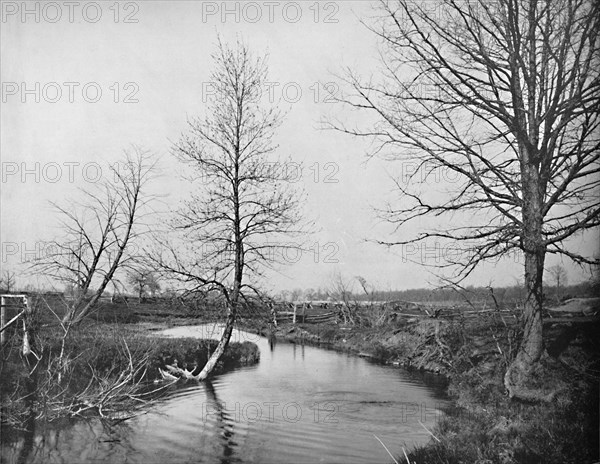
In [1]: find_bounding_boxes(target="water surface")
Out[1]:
[2,324,448,464]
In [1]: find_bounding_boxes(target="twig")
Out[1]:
[490,330,504,356]
[402,447,411,464]
[373,434,399,464]
[418,419,441,442]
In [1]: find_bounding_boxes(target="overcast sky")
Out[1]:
[2,1,598,294]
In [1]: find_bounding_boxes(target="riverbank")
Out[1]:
[245,313,599,464]
[0,321,259,429]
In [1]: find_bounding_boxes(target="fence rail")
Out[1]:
[267,300,521,326]
[1,294,29,345]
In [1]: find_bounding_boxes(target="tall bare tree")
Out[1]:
[152,38,304,380]
[548,264,568,302]
[335,0,599,399]
[33,148,156,325]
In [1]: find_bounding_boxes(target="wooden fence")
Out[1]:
[1,294,29,345]
[274,310,339,324]
[267,299,521,325]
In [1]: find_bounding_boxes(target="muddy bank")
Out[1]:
[246,318,463,375]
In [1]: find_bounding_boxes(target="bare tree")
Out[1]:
[151,38,304,380]
[304,287,317,300]
[548,264,568,302]
[0,270,16,293]
[289,288,303,302]
[327,270,356,324]
[334,0,599,399]
[33,147,156,325]
[127,268,160,301]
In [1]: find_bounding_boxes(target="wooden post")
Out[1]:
[292,302,297,324]
[271,302,277,327]
[1,296,6,345]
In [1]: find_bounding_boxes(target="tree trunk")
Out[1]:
[64,291,102,325]
[504,159,546,400]
[62,198,137,326]
[62,305,78,325]
[504,248,545,399]
[195,307,236,380]
[194,165,244,381]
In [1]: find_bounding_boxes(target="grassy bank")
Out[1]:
[259,314,599,464]
[0,321,259,429]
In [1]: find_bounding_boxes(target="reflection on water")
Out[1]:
[204,379,239,464]
[268,332,276,352]
[1,325,448,464]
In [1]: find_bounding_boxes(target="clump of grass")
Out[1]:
[409,376,598,464]
[369,342,395,362]
[318,325,343,343]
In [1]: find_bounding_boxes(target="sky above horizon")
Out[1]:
[1,1,598,294]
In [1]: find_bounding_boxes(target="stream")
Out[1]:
[2,324,449,464]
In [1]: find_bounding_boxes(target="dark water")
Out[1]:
[2,324,449,464]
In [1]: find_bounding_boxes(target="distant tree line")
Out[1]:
[277,281,598,306]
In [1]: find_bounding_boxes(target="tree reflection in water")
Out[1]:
[268,331,277,352]
[204,379,240,464]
